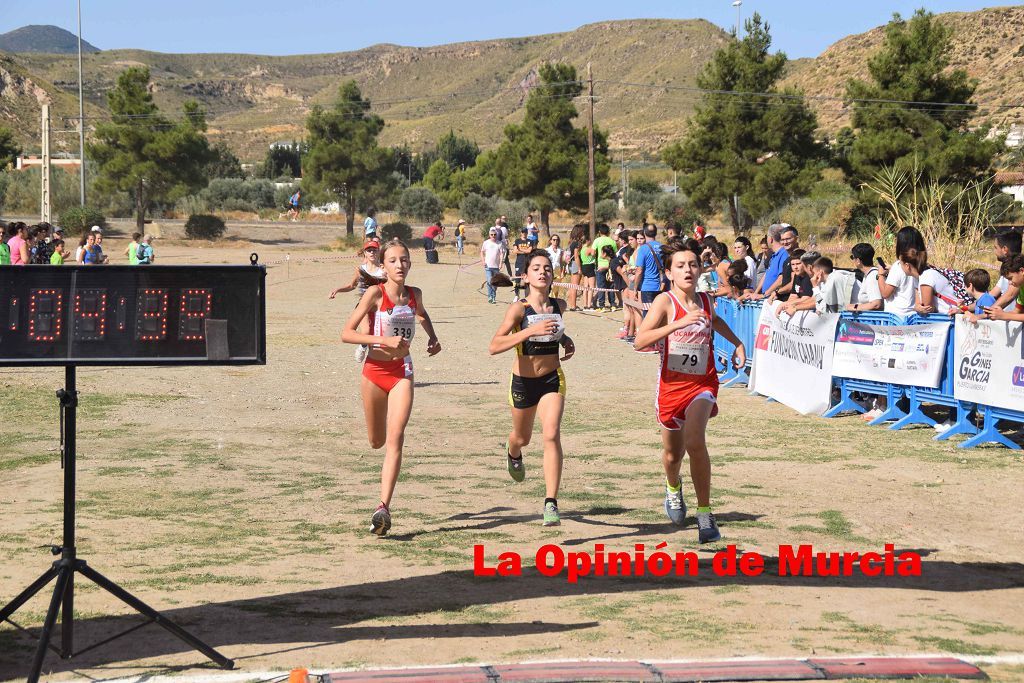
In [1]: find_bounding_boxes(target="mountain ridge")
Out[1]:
[0,25,99,54]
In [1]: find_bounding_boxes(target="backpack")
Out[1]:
[136,243,148,262]
[935,267,972,308]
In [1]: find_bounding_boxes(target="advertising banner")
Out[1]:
[750,302,839,415]
[832,321,948,388]
[953,318,1024,412]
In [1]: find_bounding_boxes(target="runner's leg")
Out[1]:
[361,376,388,450]
[536,391,565,500]
[661,426,686,489]
[682,398,714,508]
[380,378,414,507]
[508,404,537,459]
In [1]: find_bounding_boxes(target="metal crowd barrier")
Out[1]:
[711,298,1023,450]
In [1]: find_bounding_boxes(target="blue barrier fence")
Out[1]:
[713,298,1023,450]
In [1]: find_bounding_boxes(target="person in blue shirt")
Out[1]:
[634,224,664,316]
[749,224,789,298]
[363,207,378,239]
[959,268,995,316]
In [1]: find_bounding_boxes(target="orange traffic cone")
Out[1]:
[288,668,309,683]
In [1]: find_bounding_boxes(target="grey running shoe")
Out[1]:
[507,442,525,482]
[664,487,687,526]
[370,503,392,536]
[543,501,560,526]
[697,511,721,544]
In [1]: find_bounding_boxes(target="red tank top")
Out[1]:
[659,291,716,385]
[369,284,418,346]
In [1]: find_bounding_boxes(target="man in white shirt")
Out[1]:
[480,227,507,304]
[990,228,1021,311]
[847,242,883,312]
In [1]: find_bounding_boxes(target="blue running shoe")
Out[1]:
[697,511,721,544]
[664,487,687,526]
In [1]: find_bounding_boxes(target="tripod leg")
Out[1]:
[0,564,61,623]
[27,566,72,683]
[77,564,234,670]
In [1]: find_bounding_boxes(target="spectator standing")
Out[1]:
[634,224,664,320]
[50,239,69,265]
[752,224,789,298]
[960,270,996,317]
[986,255,1024,322]
[93,229,109,264]
[990,228,1022,311]
[525,214,539,247]
[0,224,10,265]
[877,226,924,318]
[30,226,54,264]
[579,228,597,309]
[592,224,616,310]
[363,208,378,240]
[126,232,142,264]
[545,235,566,276]
[137,235,155,264]
[566,225,585,311]
[454,220,467,255]
[513,227,533,298]
[848,243,883,312]
[732,237,757,289]
[8,223,29,266]
[480,227,506,304]
[494,217,513,276]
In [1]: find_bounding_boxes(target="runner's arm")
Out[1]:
[489,302,552,355]
[410,287,442,354]
[330,269,361,297]
[993,283,1019,310]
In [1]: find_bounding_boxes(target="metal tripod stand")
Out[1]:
[0,367,234,682]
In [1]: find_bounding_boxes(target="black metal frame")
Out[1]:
[0,367,234,682]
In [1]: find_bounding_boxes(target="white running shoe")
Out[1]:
[354,344,369,363]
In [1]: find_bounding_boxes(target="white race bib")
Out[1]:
[525,313,564,343]
[388,314,415,342]
[667,340,708,375]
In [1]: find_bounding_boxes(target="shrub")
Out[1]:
[59,206,105,236]
[380,221,412,242]
[200,178,276,212]
[397,187,444,223]
[653,193,702,230]
[460,192,496,228]
[184,214,226,240]
[594,198,619,225]
[626,192,656,225]
[175,194,210,216]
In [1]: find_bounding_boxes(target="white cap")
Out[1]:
[90,225,102,232]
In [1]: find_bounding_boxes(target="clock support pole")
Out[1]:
[0,367,234,682]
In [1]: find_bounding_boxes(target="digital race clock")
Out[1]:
[0,265,266,366]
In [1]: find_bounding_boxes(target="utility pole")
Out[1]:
[41,104,52,223]
[586,62,596,237]
[77,0,86,206]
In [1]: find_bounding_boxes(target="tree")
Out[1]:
[206,141,244,178]
[260,141,304,179]
[88,67,213,229]
[435,129,480,170]
[490,63,610,230]
[0,126,19,170]
[303,81,397,234]
[662,14,824,234]
[845,10,1000,185]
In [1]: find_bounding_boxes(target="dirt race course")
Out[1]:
[2,235,1024,682]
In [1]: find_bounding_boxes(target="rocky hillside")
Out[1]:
[2,8,1022,161]
[782,5,1024,134]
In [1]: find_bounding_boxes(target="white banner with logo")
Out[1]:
[750,302,839,415]
[831,321,949,388]
[953,318,1024,412]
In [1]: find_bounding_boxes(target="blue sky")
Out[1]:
[0,1,1007,59]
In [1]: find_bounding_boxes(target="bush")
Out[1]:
[653,194,702,229]
[380,221,412,242]
[460,192,496,227]
[200,178,276,212]
[59,206,106,236]
[398,187,444,223]
[594,198,619,225]
[175,194,210,216]
[184,214,226,240]
[626,192,656,225]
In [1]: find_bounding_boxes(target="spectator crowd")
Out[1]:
[0,221,157,266]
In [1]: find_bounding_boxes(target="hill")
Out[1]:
[781,5,1024,135]
[0,25,99,54]
[2,19,730,160]
[1,9,1023,163]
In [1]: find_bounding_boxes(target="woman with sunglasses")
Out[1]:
[330,238,386,362]
[546,234,566,278]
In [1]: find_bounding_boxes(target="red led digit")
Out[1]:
[178,288,212,341]
[27,289,63,342]
[135,289,169,341]
[73,289,107,341]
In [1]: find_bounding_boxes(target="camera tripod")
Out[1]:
[0,367,234,682]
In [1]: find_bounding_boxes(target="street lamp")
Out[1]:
[732,0,742,37]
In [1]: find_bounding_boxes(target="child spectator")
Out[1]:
[985,255,1024,322]
[49,239,67,265]
[126,232,142,264]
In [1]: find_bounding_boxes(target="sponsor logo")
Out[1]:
[1013,366,1024,388]
[837,321,875,345]
[891,343,904,352]
[755,324,771,351]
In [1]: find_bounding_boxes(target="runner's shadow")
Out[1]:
[387,506,631,541]
[414,381,500,387]
[560,512,765,547]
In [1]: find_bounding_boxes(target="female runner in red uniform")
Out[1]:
[634,240,745,543]
[342,239,442,535]
[489,250,575,526]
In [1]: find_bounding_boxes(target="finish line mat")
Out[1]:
[325,656,986,682]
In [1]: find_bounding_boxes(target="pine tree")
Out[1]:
[0,126,19,170]
[490,63,609,230]
[303,82,397,235]
[88,67,213,230]
[845,9,1000,185]
[662,14,823,233]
